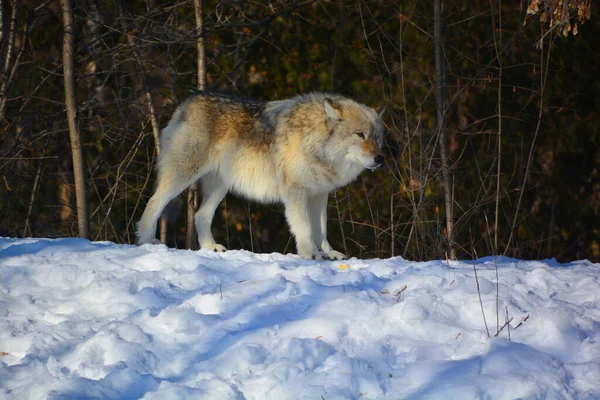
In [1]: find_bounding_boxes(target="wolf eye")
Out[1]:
[355,131,365,139]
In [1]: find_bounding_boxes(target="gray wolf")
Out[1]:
[137,91,384,260]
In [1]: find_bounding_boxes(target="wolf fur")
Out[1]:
[137,91,384,260]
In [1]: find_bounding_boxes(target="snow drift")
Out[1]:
[0,238,599,399]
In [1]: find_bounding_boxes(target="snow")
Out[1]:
[0,237,599,399]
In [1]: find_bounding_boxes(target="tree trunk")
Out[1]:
[491,0,503,254]
[186,0,207,250]
[60,0,90,239]
[58,173,73,223]
[0,0,17,123]
[434,0,455,259]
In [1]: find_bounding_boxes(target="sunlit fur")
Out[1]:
[137,91,384,260]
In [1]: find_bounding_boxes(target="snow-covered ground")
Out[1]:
[0,237,599,399]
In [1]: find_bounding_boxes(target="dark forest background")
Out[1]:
[1,0,599,262]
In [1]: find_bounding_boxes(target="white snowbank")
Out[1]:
[0,237,599,399]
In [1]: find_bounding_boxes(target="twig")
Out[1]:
[484,211,500,333]
[115,0,165,243]
[23,134,51,237]
[361,176,379,256]
[513,314,529,329]
[395,285,407,302]
[505,26,552,256]
[490,0,503,253]
[505,306,510,341]
[472,239,490,338]
[494,316,513,337]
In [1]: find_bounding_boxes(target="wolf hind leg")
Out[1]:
[137,166,206,245]
[195,172,228,252]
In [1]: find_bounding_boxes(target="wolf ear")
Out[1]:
[324,98,342,122]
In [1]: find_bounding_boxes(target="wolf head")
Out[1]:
[323,98,384,171]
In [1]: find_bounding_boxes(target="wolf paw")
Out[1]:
[321,241,347,260]
[202,243,227,253]
[297,247,325,260]
[139,237,162,245]
[323,249,347,260]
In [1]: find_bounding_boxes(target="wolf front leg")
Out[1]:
[309,193,347,260]
[283,189,323,260]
